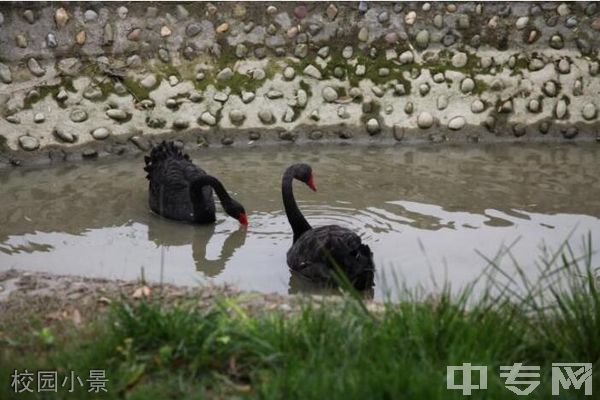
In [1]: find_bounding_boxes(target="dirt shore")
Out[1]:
[0,269,386,335]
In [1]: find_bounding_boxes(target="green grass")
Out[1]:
[1,235,598,399]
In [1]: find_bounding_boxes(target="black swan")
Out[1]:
[144,141,248,225]
[282,163,375,290]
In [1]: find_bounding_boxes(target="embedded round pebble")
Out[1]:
[516,16,529,29]
[84,10,98,22]
[471,99,485,113]
[415,30,430,49]
[371,86,384,97]
[200,112,217,126]
[555,99,568,119]
[266,90,283,99]
[557,59,570,74]
[82,149,97,158]
[70,108,88,123]
[529,59,545,71]
[173,119,189,130]
[317,46,330,58]
[106,109,128,121]
[34,113,45,123]
[342,46,353,59]
[437,95,449,110]
[55,7,69,27]
[212,92,228,103]
[550,34,563,49]
[366,118,380,134]
[258,109,274,124]
[27,58,46,77]
[557,3,570,16]
[460,78,475,93]
[229,109,246,124]
[417,112,434,129]
[384,32,398,44]
[543,81,557,97]
[53,127,76,143]
[283,67,295,80]
[393,125,404,141]
[451,52,468,68]
[562,126,578,139]
[513,124,527,137]
[165,99,178,109]
[539,121,551,134]
[333,67,344,79]
[399,51,414,64]
[499,99,513,113]
[457,14,470,29]
[358,27,368,42]
[433,73,445,83]
[297,89,308,108]
[19,135,39,151]
[528,99,541,113]
[448,116,466,130]
[91,127,110,140]
[303,65,322,80]
[284,107,296,122]
[322,86,338,102]
[241,91,255,103]
[168,75,179,86]
[117,6,128,19]
[337,107,349,119]
[249,131,261,141]
[140,74,157,88]
[0,63,12,83]
[47,33,58,47]
[582,103,597,120]
[161,26,172,37]
[186,22,202,37]
[306,129,322,141]
[217,68,233,81]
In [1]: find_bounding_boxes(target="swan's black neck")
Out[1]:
[190,175,233,212]
[282,166,312,242]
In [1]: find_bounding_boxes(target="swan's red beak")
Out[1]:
[238,212,248,226]
[307,175,317,192]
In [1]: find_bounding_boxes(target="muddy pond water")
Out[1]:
[1,143,599,300]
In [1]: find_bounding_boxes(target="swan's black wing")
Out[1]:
[144,141,214,222]
[144,141,207,183]
[287,225,375,290]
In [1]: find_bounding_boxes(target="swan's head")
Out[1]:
[293,163,317,192]
[224,199,248,226]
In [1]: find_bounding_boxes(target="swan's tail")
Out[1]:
[143,141,190,180]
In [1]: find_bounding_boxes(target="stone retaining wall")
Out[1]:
[1,1,600,167]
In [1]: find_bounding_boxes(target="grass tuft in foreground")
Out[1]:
[1,235,599,399]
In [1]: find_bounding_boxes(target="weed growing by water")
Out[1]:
[0,235,598,399]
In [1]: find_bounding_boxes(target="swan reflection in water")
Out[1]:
[146,214,247,277]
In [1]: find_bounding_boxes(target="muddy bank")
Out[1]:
[1,2,600,167]
[0,269,384,332]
